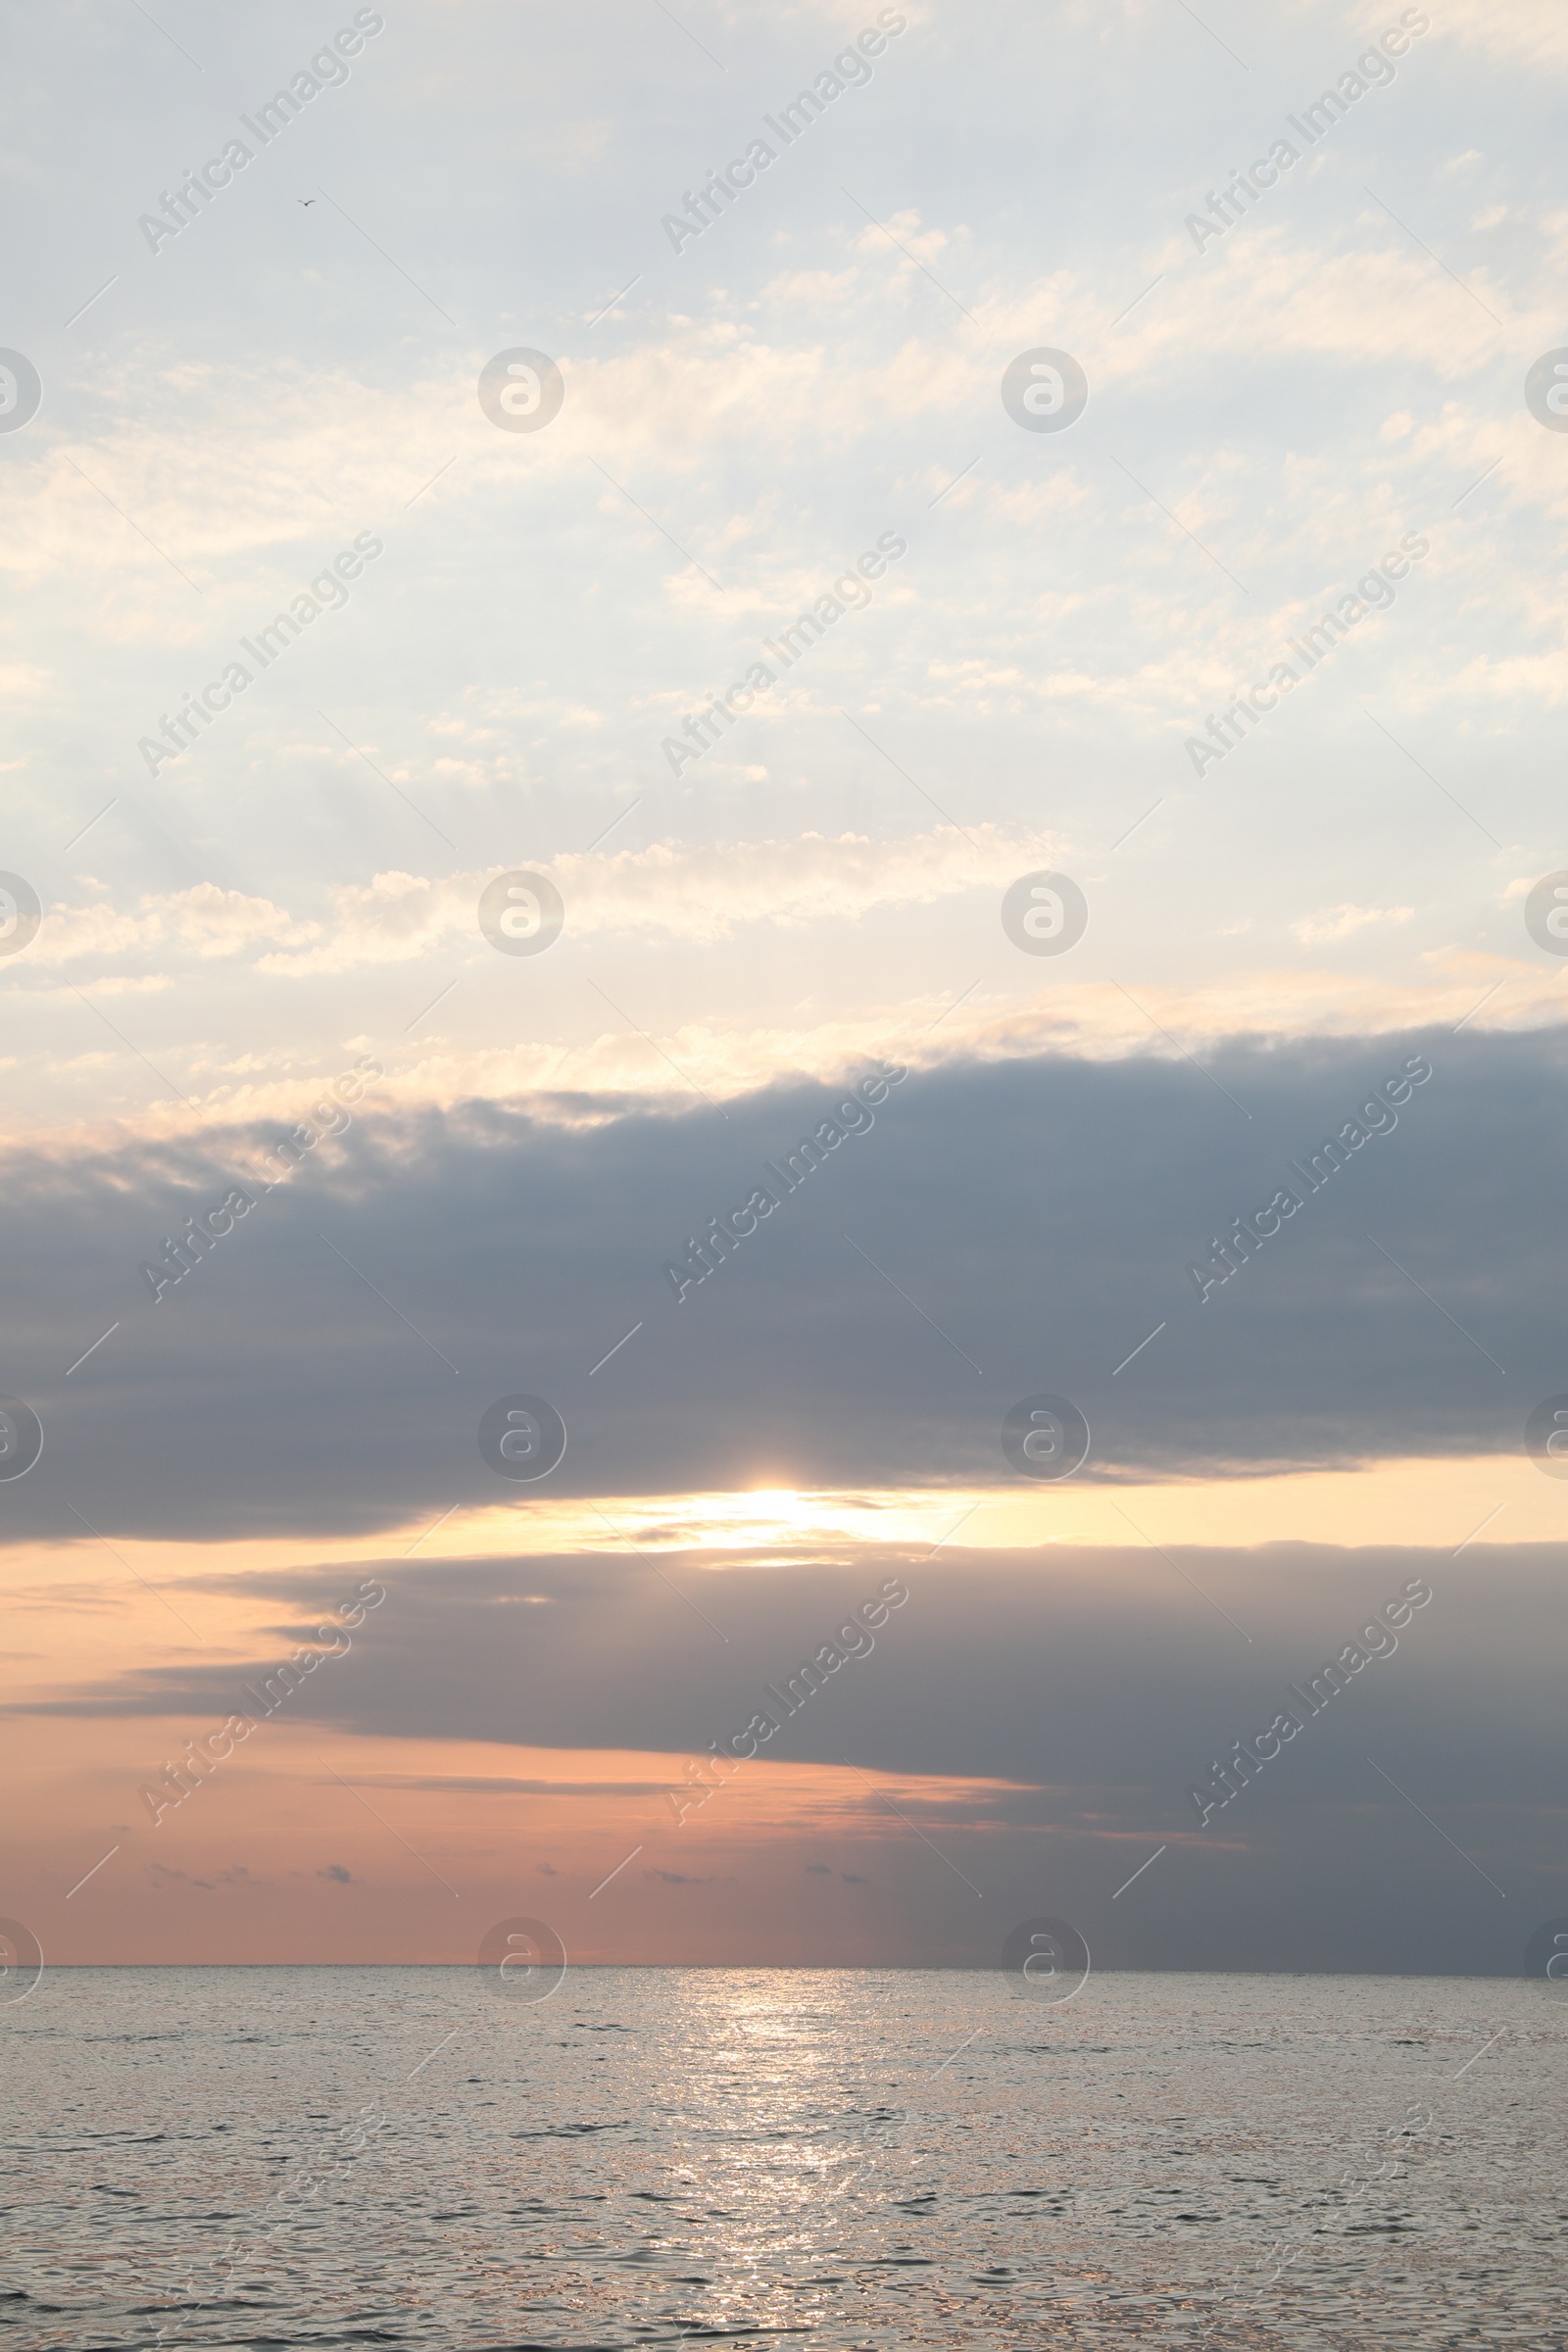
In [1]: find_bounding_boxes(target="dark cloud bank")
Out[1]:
[1,1023,1562,1537]
[14,1540,1562,1976]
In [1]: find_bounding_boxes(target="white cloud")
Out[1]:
[1421,0,1568,74]
[258,824,1061,976]
[1291,903,1414,945]
[29,886,318,968]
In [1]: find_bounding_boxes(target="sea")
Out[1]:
[1,1968,1562,2349]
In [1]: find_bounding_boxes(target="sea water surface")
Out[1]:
[1,1968,1562,2349]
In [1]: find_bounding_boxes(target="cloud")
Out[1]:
[8,1536,1553,1800]
[0,1025,1561,1537]
[318,1774,684,1797]
[252,826,1062,977]
[317,1863,355,1884]
[1431,0,1568,73]
[15,1535,1563,1966]
[29,885,318,969]
[22,943,1568,1161]
[1291,904,1413,946]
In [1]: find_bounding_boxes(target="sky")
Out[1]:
[2,0,1567,1981]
